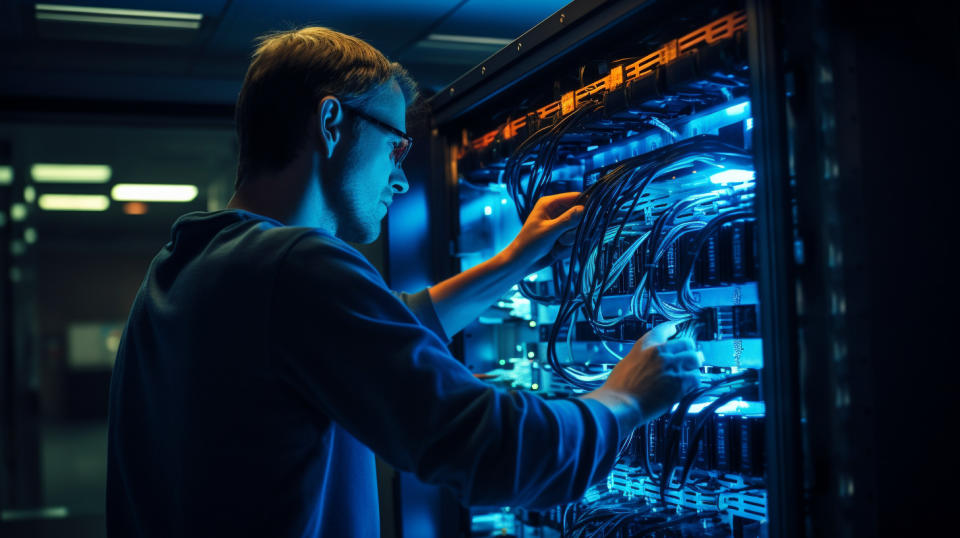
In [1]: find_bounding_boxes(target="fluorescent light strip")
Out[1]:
[35,3,202,21]
[38,194,110,212]
[111,184,198,202]
[426,33,512,46]
[36,13,201,29]
[31,164,111,183]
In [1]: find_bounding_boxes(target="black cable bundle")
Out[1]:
[504,100,604,304]
[505,101,604,223]
[562,492,721,538]
[656,370,759,502]
[675,210,755,314]
[534,136,753,390]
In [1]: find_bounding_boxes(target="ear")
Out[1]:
[316,96,344,159]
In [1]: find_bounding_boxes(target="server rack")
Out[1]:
[386,0,956,536]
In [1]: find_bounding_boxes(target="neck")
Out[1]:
[227,152,337,232]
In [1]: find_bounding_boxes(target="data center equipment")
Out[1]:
[388,0,955,536]
[432,6,768,536]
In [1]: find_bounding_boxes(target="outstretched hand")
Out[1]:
[601,322,703,421]
[505,192,585,275]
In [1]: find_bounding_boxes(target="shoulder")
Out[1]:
[270,229,424,339]
[277,229,388,295]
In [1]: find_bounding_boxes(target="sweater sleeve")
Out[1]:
[269,232,620,508]
[392,289,449,343]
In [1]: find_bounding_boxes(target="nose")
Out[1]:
[390,166,409,195]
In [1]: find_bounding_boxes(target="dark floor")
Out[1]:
[1,421,108,538]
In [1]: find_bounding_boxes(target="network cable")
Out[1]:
[527,137,754,389]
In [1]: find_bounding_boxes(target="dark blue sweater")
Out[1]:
[106,209,619,537]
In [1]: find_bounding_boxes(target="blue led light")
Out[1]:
[710,169,755,184]
[586,145,599,152]
[746,117,754,130]
[725,102,749,116]
[483,205,493,215]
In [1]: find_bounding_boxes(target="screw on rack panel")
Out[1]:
[559,13,566,24]
[481,66,486,76]
[517,42,522,52]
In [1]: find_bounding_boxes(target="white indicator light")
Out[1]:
[483,205,493,215]
[527,351,535,358]
[499,359,506,366]
[746,117,754,130]
[710,169,755,185]
[500,198,508,205]
[531,383,539,390]
[529,321,537,328]
[725,102,749,116]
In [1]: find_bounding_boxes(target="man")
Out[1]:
[107,27,701,537]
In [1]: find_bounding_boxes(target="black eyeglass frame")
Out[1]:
[340,103,413,166]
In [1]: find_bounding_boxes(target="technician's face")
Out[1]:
[333,81,410,244]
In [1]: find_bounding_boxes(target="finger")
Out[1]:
[637,321,678,350]
[556,228,578,247]
[665,350,703,371]
[681,372,702,394]
[657,337,695,355]
[539,191,582,205]
[549,205,584,230]
[537,192,583,217]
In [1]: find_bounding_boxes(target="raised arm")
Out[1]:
[272,231,700,508]
[428,192,584,338]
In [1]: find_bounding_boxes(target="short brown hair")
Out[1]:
[235,27,418,185]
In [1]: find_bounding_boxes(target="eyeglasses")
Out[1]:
[341,103,413,167]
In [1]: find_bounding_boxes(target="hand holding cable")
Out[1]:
[581,322,702,440]
[504,191,585,276]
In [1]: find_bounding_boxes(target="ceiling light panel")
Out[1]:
[38,194,110,211]
[35,3,202,20]
[34,3,203,29]
[425,34,512,46]
[31,164,112,183]
[111,184,198,202]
